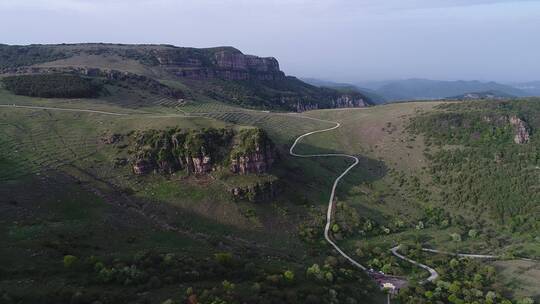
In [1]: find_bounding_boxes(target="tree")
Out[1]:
[283,270,295,282]
[516,298,534,304]
[450,233,462,242]
[63,255,78,268]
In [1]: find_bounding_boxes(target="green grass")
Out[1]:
[493,260,540,301]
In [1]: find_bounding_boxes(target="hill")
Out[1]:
[357,78,528,101]
[510,81,540,96]
[302,77,387,104]
[447,90,517,100]
[0,43,372,111]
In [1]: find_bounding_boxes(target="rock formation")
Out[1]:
[129,127,276,176]
[509,115,530,144]
[151,48,285,81]
[230,180,278,203]
[186,155,213,174]
[230,129,277,174]
[482,114,531,144]
[332,95,369,108]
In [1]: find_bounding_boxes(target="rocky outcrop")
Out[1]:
[231,180,279,202]
[332,95,369,108]
[129,127,276,176]
[133,159,153,175]
[482,115,531,144]
[186,155,213,174]
[509,115,530,144]
[293,95,369,112]
[151,48,285,81]
[230,129,277,174]
[230,151,275,174]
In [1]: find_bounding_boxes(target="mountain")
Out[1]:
[0,43,371,111]
[357,78,528,101]
[509,81,540,96]
[447,90,516,100]
[302,77,387,104]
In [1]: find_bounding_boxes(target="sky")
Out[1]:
[0,0,539,83]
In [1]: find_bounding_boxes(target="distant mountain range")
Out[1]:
[509,81,540,96]
[356,79,530,101]
[304,78,539,103]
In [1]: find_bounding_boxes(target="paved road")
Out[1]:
[288,114,367,271]
[0,104,131,116]
[421,248,498,259]
[391,245,439,283]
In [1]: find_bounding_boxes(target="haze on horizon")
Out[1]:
[1,0,539,83]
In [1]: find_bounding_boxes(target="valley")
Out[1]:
[0,43,538,304]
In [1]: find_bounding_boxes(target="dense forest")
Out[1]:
[1,74,103,98]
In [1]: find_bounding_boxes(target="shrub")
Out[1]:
[63,255,78,268]
[214,252,233,266]
[283,270,295,282]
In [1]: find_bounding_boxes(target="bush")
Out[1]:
[63,255,78,268]
[214,252,233,266]
[283,270,295,282]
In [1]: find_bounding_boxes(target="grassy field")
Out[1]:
[493,260,540,301]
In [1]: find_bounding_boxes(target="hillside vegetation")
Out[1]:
[1,74,102,98]
[410,101,539,236]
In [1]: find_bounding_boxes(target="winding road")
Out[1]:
[287,114,439,285]
[391,246,439,283]
[288,114,367,271]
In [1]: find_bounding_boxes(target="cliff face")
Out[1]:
[482,114,531,144]
[509,115,530,144]
[293,94,369,112]
[332,95,369,108]
[230,129,277,174]
[129,127,276,176]
[151,48,285,81]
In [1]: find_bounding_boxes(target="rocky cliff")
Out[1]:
[482,114,531,144]
[129,127,276,176]
[509,115,530,144]
[230,129,277,174]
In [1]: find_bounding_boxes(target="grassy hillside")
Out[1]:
[1,82,539,303]
[0,90,384,303]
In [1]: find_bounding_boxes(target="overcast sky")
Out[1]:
[1,0,539,82]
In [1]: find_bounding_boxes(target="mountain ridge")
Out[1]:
[0,43,372,111]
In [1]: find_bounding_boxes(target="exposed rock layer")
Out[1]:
[129,127,277,175]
